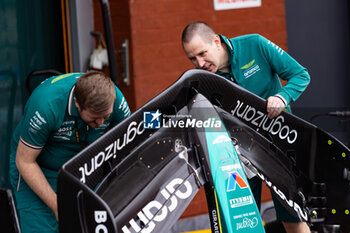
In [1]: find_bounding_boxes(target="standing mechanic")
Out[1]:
[181,21,311,233]
[9,71,130,233]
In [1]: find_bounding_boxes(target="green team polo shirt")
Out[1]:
[10,73,130,184]
[216,35,310,222]
[217,34,310,107]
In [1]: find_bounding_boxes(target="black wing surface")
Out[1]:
[58,69,350,231]
[58,111,207,233]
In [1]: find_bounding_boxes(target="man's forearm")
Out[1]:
[15,141,58,219]
[17,160,58,216]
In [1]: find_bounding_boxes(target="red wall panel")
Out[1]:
[129,0,287,107]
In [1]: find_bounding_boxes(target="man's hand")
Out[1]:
[266,96,286,119]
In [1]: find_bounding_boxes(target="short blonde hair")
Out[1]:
[75,71,116,113]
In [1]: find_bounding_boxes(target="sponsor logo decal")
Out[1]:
[211,210,220,233]
[52,136,70,141]
[35,111,47,123]
[53,120,75,139]
[119,97,131,117]
[231,100,298,144]
[212,135,231,144]
[29,111,47,133]
[257,171,308,221]
[57,126,73,133]
[240,59,260,78]
[79,121,144,183]
[62,120,74,125]
[230,196,253,208]
[227,171,248,191]
[243,64,260,79]
[94,210,108,233]
[143,110,161,129]
[98,122,110,130]
[236,217,258,230]
[121,178,192,233]
[221,164,242,171]
[240,59,255,70]
[268,40,284,55]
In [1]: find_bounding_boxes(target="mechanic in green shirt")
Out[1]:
[9,71,130,233]
[182,21,310,233]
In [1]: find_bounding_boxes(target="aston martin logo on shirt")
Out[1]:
[241,59,261,79]
[240,59,255,70]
